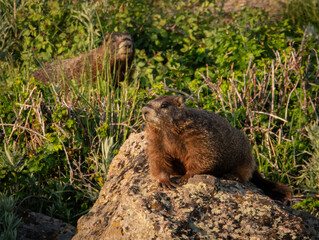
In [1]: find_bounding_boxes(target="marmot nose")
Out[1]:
[125,43,132,49]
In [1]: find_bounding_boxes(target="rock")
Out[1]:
[73,132,319,240]
[221,0,287,17]
[17,208,76,240]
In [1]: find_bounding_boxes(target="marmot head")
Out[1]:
[104,32,135,62]
[142,95,185,129]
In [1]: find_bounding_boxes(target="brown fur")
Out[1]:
[142,95,291,203]
[31,32,135,88]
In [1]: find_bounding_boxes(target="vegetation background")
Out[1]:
[0,0,318,236]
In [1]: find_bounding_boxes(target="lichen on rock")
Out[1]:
[73,132,319,240]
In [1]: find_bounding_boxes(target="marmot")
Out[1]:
[142,95,291,203]
[31,32,135,88]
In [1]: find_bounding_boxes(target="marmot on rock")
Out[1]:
[31,32,135,88]
[142,95,291,203]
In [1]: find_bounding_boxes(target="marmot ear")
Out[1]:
[175,96,184,108]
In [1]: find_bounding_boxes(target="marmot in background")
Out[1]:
[31,32,135,88]
[142,95,291,203]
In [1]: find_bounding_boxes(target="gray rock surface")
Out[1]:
[73,132,319,240]
[17,208,76,240]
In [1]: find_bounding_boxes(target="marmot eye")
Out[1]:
[161,102,169,108]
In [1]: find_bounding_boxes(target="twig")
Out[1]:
[0,123,49,140]
[285,77,300,120]
[17,86,37,117]
[244,125,291,142]
[229,72,244,107]
[271,60,275,117]
[251,111,288,123]
[258,153,278,169]
[17,195,48,208]
[109,123,137,133]
[161,87,197,102]
[199,71,227,116]
[308,96,319,120]
[53,123,71,139]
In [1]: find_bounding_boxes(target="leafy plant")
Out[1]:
[0,141,26,172]
[0,193,22,240]
[100,137,116,178]
[293,197,319,218]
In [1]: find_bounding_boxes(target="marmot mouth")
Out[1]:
[116,52,133,61]
[120,51,131,55]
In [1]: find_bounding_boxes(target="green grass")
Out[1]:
[285,0,319,31]
[0,0,318,225]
